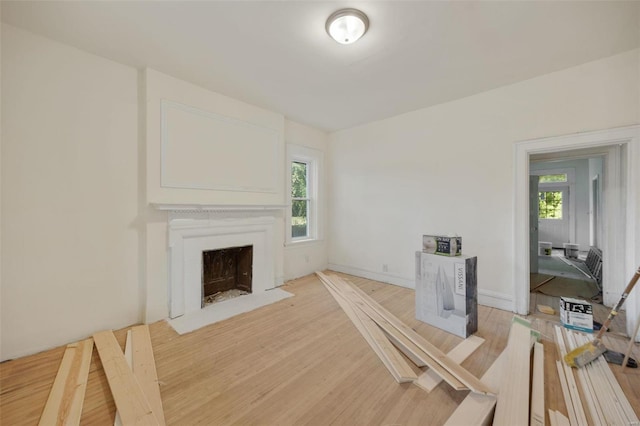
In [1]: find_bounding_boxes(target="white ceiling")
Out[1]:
[2,1,639,132]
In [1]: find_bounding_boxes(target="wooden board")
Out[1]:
[322,279,417,383]
[492,317,532,426]
[553,326,588,426]
[132,325,167,426]
[443,350,504,425]
[549,410,570,426]
[115,330,133,426]
[414,335,484,392]
[555,360,578,426]
[318,272,466,391]
[563,330,604,426]
[572,331,637,426]
[322,273,494,395]
[38,338,93,426]
[93,330,159,426]
[531,341,545,426]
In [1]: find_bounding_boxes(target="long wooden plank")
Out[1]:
[530,341,545,426]
[592,348,640,424]
[38,338,93,426]
[325,273,494,395]
[492,317,532,426]
[443,349,504,425]
[549,410,570,426]
[553,326,588,426]
[573,332,634,426]
[320,272,458,386]
[132,325,167,426]
[555,360,578,426]
[93,330,159,426]
[115,330,133,426]
[322,280,417,383]
[563,329,604,426]
[414,335,484,392]
[318,272,466,390]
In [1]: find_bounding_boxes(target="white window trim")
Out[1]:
[286,144,323,245]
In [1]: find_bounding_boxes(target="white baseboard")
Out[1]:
[327,263,415,289]
[478,289,514,312]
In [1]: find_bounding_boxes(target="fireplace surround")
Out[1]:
[165,207,279,319]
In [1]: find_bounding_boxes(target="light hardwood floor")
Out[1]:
[1,272,639,425]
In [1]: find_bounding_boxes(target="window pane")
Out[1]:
[539,174,567,183]
[292,200,308,238]
[291,162,307,198]
[538,191,563,219]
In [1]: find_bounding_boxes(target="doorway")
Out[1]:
[514,125,639,339]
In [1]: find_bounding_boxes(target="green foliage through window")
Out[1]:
[539,191,562,219]
[539,174,567,183]
[292,161,309,238]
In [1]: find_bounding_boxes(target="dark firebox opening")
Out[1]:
[202,245,253,307]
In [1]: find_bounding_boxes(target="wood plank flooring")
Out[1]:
[2,272,639,425]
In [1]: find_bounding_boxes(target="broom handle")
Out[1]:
[595,266,640,342]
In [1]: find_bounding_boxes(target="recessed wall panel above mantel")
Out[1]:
[161,100,279,193]
[146,69,285,206]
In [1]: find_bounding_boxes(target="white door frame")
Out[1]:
[514,125,639,339]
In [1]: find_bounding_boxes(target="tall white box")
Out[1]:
[415,252,478,338]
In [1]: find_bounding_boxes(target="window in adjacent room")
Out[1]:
[539,190,563,219]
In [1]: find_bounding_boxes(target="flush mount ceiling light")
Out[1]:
[326,8,369,45]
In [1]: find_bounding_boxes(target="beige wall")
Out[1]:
[1,25,140,360]
[328,49,639,310]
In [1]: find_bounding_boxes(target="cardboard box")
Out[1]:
[415,252,477,338]
[422,235,462,256]
[560,297,593,333]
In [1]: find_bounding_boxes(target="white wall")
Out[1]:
[328,49,639,309]
[530,159,590,250]
[1,25,140,360]
[283,121,329,281]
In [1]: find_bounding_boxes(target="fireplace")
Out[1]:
[166,209,277,319]
[202,245,253,307]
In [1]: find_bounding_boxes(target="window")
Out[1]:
[538,173,567,183]
[291,161,309,238]
[539,191,563,219]
[286,145,322,244]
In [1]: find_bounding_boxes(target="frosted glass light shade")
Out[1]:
[326,9,369,45]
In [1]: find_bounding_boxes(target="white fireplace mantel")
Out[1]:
[165,205,281,319]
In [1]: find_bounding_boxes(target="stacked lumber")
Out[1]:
[446,316,540,426]
[316,272,493,395]
[554,325,639,426]
[493,317,534,425]
[38,325,164,426]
